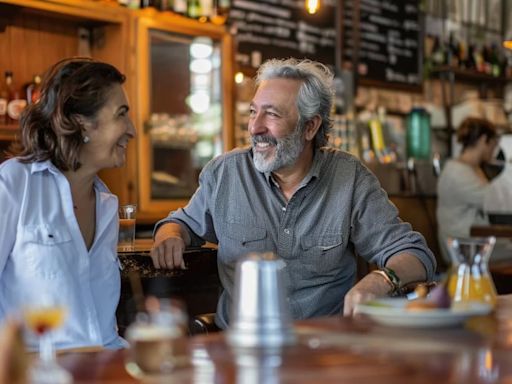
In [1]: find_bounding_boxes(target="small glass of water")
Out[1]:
[118,204,137,251]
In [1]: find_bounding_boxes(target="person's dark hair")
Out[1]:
[457,117,497,151]
[255,58,334,148]
[12,57,126,171]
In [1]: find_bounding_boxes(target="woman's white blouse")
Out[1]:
[0,159,125,350]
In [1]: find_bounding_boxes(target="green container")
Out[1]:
[406,108,431,160]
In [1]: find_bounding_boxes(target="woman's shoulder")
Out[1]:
[441,159,475,177]
[0,158,31,180]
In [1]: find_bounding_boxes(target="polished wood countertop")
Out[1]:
[60,295,512,383]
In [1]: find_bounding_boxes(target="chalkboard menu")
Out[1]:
[342,0,423,88]
[229,0,336,69]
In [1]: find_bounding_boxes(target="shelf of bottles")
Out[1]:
[119,0,231,25]
[423,0,512,84]
[0,71,40,135]
[425,35,512,84]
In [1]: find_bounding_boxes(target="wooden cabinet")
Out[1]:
[131,10,234,224]
[0,1,235,225]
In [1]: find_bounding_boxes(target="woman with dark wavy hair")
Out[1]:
[436,117,499,264]
[0,58,135,350]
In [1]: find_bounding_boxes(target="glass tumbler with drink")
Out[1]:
[118,204,137,251]
[125,298,188,379]
[23,294,72,384]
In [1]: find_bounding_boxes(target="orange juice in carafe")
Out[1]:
[447,267,497,307]
[447,236,497,309]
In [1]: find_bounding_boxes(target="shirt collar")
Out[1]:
[30,160,110,193]
[259,147,324,188]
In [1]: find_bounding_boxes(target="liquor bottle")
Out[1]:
[0,74,7,125]
[490,44,501,77]
[431,36,445,66]
[465,44,476,70]
[447,33,459,68]
[173,0,187,14]
[25,74,42,105]
[5,72,27,124]
[187,0,201,19]
[210,0,230,25]
[198,0,213,22]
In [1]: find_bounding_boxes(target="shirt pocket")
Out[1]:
[221,221,268,263]
[20,225,74,279]
[300,232,343,276]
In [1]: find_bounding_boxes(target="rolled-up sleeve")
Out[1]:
[350,163,436,280]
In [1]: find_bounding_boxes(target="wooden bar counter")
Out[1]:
[59,295,512,383]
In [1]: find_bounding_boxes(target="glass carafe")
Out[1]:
[447,237,497,309]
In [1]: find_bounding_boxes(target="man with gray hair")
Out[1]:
[151,58,436,329]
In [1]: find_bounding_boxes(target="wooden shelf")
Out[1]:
[430,66,511,86]
[0,123,19,141]
[0,0,128,25]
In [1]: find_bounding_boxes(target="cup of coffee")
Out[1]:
[118,204,137,251]
[227,252,296,348]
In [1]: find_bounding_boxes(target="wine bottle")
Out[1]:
[187,0,201,19]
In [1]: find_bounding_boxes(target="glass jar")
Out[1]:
[446,237,497,309]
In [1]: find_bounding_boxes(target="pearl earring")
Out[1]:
[83,135,90,144]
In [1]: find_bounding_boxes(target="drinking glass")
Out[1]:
[124,298,188,379]
[118,204,137,251]
[23,294,72,384]
[446,236,498,309]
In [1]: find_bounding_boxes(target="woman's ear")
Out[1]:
[304,115,322,142]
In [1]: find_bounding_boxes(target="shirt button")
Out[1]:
[284,229,290,234]
[282,207,286,212]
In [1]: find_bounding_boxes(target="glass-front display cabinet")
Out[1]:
[134,13,234,223]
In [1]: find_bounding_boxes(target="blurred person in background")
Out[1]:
[437,117,499,264]
[0,58,135,350]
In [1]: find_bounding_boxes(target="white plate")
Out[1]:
[355,298,492,328]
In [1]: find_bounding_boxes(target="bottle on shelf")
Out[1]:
[198,0,213,22]
[187,0,201,19]
[465,43,476,70]
[0,73,7,125]
[210,0,230,25]
[5,71,27,125]
[25,74,42,105]
[431,36,445,66]
[173,0,188,15]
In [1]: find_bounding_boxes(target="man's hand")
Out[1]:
[343,253,428,316]
[342,271,392,316]
[150,223,188,269]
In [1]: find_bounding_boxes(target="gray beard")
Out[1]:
[252,125,305,173]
